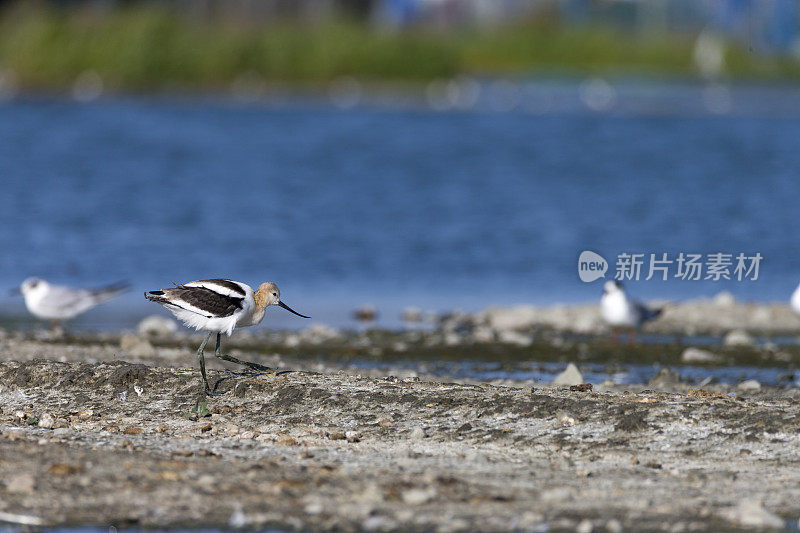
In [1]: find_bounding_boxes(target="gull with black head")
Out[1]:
[145,279,309,395]
[600,280,662,344]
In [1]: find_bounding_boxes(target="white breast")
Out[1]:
[601,291,637,327]
[791,284,800,315]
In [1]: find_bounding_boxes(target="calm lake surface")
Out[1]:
[1,82,800,329]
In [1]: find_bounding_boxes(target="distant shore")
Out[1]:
[4,289,800,338]
[1,5,799,96]
[3,290,800,378]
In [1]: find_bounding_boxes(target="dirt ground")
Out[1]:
[0,336,799,531]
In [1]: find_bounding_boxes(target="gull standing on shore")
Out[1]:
[790,282,800,316]
[13,277,129,330]
[144,278,309,395]
[600,280,662,343]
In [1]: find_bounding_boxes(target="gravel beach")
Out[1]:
[0,327,799,531]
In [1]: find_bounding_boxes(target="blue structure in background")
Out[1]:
[710,0,798,53]
[766,0,799,51]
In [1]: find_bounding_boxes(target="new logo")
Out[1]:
[578,250,608,282]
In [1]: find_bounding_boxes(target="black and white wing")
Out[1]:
[145,279,248,319]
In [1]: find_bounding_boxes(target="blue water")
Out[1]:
[358,360,800,388]
[2,84,800,328]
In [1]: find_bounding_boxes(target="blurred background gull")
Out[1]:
[1,0,800,331]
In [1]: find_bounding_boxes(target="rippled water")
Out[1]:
[2,83,800,329]
[360,360,800,388]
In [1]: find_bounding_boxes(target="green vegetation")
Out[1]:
[1,4,799,92]
[184,398,212,420]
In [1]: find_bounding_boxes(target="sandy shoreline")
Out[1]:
[0,331,799,531]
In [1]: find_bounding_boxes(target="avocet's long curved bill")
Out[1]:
[9,287,21,296]
[278,301,310,318]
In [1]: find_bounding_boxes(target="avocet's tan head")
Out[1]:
[254,282,310,318]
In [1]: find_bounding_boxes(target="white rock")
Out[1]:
[737,379,761,391]
[482,305,538,332]
[363,516,395,530]
[680,348,721,363]
[6,473,35,494]
[300,324,342,344]
[119,334,156,357]
[719,500,783,528]
[576,519,594,533]
[443,333,462,346]
[723,329,754,346]
[137,315,178,337]
[37,412,55,429]
[552,363,583,386]
[402,487,436,505]
[472,326,496,343]
[712,291,736,307]
[573,312,603,334]
[130,340,156,357]
[556,411,575,427]
[649,367,681,387]
[228,506,248,528]
[409,427,427,440]
[304,502,324,515]
[540,487,572,502]
[497,330,533,346]
[284,334,300,348]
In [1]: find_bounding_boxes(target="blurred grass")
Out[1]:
[1,3,799,91]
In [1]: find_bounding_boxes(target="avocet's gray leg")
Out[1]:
[196,332,221,396]
[213,333,274,372]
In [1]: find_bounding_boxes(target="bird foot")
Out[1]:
[241,361,274,372]
[204,385,224,397]
[215,353,274,373]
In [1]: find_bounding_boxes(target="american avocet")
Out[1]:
[144,278,309,395]
[600,280,662,343]
[12,277,128,330]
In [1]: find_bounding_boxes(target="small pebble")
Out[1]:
[723,330,754,347]
[681,348,721,363]
[737,379,761,391]
[137,315,178,337]
[37,413,55,429]
[552,363,583,386]
[409,427,427,439]
[402,488,436,505]
[6,473,35,494]
[556,411,576,427]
